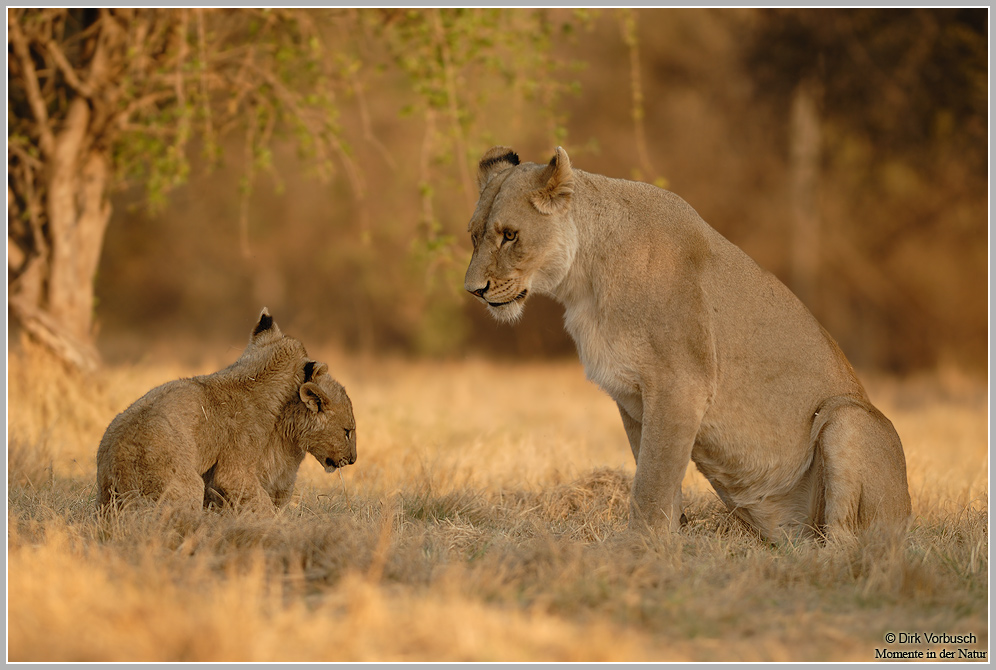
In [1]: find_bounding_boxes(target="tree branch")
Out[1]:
[196,10,217,156]
[8,142,47,254]
[431,10,474,211]
[42,37,96,98]
[248,61,365,198]
[9,17,56,158]
[619,9,659,185]
[120,90,178,120]
[174,9,190,134]
[349,60,398,172]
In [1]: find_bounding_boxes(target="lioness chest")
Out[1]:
[563,297,644,420]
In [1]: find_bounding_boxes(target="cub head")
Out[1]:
[463,146,578,323]
[297,360,357,473]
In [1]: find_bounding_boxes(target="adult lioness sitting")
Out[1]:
[464,146,911,541]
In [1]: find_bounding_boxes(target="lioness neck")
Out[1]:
[549,170,666,309]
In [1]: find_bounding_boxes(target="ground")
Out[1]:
[6,342,989,662]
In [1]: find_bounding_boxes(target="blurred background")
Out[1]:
[11,8,988,375]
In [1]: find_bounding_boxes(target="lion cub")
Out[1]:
[464,146,911,542]
[96,308,356,513]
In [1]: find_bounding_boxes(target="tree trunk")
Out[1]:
[788,78,822,312]
[8,9,124,373]
[10,97,110,372]
[47,98,112,343]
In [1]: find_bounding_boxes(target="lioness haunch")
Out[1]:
[464,146,911,542]
[97,308,356,513]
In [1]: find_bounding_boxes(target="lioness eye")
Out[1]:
[502,229,517,243]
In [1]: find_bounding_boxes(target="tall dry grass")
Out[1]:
[7,341,989,662]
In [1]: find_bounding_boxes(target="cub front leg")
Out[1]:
[628,387,708,535]
[155,469,208,516]
[269,476,298,508]
[211,464,274,513]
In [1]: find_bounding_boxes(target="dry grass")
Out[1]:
[6,341,989,662]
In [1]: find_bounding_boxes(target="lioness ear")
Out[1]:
[300,382,328,414]
[250,307,282,344]
[477,146,520,193]
[529,146,573,215]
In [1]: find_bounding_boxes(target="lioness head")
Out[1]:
[297,360,357,473]
[464,146,578,323]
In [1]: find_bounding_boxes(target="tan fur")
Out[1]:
[464,146,912,541]
[96,308,357,513]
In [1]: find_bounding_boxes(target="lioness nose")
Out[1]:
[467,281,490,298]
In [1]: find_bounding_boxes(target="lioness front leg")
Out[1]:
[616,401,642,462]
[628,388,707,534]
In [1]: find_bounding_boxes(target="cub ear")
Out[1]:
[250,306,283,344]
[529,146,573,215]
[303,360,329,383]
[300,382,328,414]
[477,146,520,193]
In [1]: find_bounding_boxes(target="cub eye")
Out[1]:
[502,229,517,243]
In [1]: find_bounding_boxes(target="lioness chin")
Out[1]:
[464,145,911,542]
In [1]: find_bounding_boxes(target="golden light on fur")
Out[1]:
[476,145,520,193]
[529,147,575,215]
[465,145,911,542]
[96,308,357,513]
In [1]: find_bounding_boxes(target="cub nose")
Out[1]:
[467,280,490,298]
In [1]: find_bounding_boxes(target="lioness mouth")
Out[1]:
[488,290,528,308]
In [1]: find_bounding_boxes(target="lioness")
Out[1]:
[97,308,357,512]
[464,146,911,541]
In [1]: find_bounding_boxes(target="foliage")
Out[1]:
[9,9,986,370]
[8,7,585,247]
[7,8,587,366]
[371,9,585,258]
